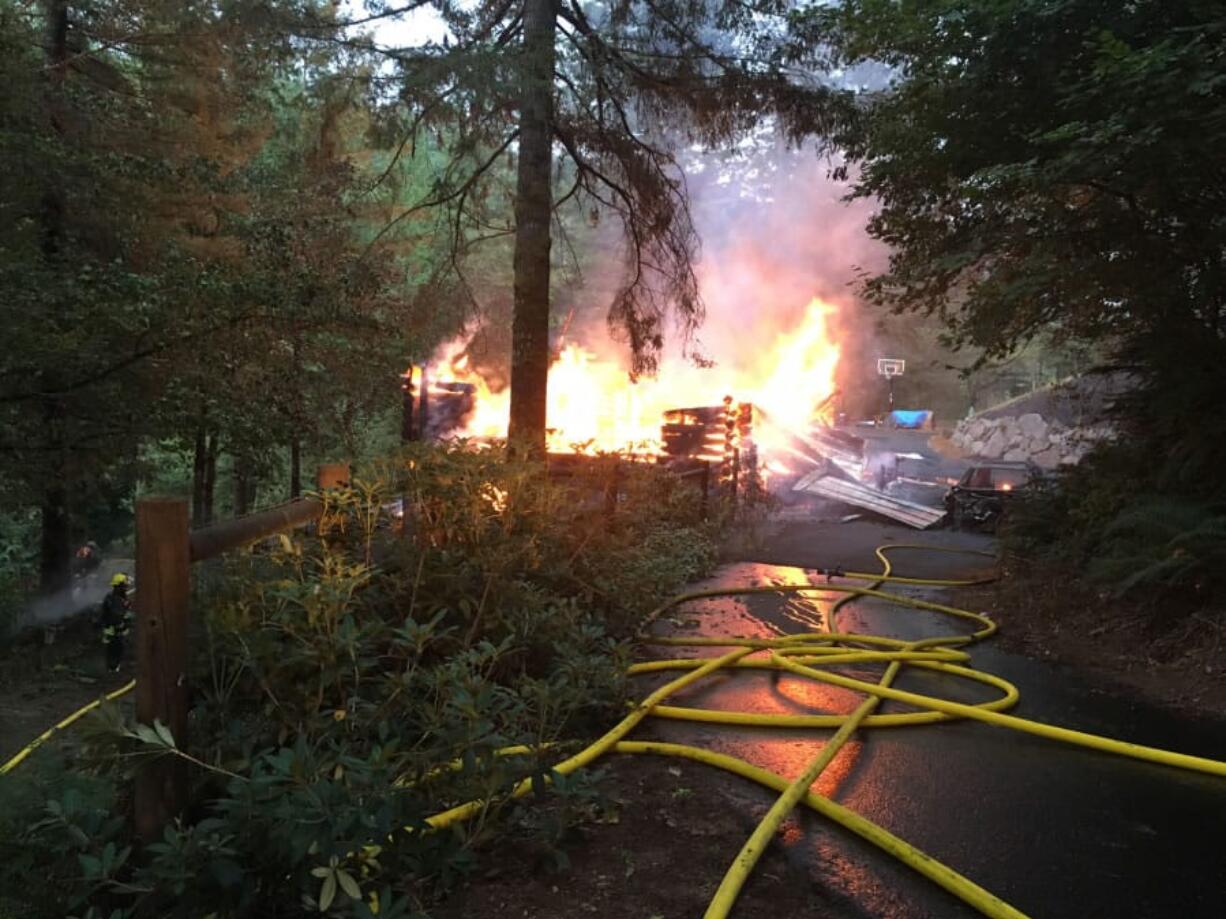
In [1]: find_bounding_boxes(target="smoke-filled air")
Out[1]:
[430,146,887,470]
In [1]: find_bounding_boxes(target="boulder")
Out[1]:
[1017,412,1047,439]
[982,428,1009,458]
[1032,447,1062,468]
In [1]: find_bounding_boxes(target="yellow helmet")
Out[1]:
[110,573,129,587]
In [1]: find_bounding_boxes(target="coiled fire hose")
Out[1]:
[7,545,1226,919]
[427,544,1226,919]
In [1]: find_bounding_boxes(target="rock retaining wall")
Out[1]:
[950,412,1112,467]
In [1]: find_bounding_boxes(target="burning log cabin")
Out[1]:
[661,398,761,499]
[424,381,478,440]
[402,366,479,442]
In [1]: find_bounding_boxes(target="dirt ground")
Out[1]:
[984,570,1226,719]
[0,614,132,764]
[436,756,843,919]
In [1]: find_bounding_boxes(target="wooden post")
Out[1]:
[317,463,351,490]
[419,365,430,441]
[400,368,416,443]
[134,498,190,842]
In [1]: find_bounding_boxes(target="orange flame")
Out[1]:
[430,296,840,457]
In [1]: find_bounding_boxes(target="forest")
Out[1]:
[2,0,1225,916]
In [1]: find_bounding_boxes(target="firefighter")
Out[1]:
[73,541,101,578]
[71,541,102,605]
[100,573,133,673]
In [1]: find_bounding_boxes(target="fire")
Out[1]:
[429,297,841,457]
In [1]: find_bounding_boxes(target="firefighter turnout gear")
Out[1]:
[100,578,133,672]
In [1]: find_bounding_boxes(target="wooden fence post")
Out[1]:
[317,463,351,490]
[134,497,190,842]
[400,368,416,444]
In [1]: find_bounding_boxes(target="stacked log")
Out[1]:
[661,406,727,461]
[661,400,758,499]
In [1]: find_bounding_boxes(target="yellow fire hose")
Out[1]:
[425,543,1226,919]
[7,544,1226,919]
[0,678,135,776]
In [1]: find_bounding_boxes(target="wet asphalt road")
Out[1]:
[642,514,1226,918]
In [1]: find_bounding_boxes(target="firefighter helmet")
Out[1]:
[110,573,129,588]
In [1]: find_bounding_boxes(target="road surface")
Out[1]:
[642,514,1226,918]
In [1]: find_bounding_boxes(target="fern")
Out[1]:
[1089,497,1226,595]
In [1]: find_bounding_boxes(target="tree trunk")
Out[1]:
[507,0,556,458]
[191,425,207,523]
[39,481,71,594]
[290,437,301,499]
[37,396,71,595]
[289,327,303,498]
[202,433,219,524]
[233,459,250,516]
[37,2,72,594]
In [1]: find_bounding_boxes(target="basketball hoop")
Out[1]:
[877,358,906,378]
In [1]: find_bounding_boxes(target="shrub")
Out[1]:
[1003,328,1226,603]
[0,444,720,917]
[1089,497,1226,596]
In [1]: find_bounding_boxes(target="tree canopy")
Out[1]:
[815,0,1226,590]
[316,0,851,451]
[819,0,1226,358]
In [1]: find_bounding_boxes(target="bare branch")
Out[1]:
[361,131,518,258]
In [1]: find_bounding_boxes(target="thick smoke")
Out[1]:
[685,146,888,408]
[559,142,891,415]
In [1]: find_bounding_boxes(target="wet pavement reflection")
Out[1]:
[639,525,1226,918]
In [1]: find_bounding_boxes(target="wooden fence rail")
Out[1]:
[132,464,346,840]
[130,457,710,839]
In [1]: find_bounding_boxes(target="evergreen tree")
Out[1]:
[319,0,850,454]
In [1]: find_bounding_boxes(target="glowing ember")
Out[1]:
[429,296,841,457]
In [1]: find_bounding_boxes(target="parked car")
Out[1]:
[944,462,1034,532]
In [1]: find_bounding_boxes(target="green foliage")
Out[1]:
[1091,498,1226,596]
[0,509,38,635]
[821,0,1226,359]
[1008,465,1226,601]
[823,0,1226,607]
[0,0,451,586]
[0,754,126,919]
[1,444,718,916]
[1005,331,1226,602]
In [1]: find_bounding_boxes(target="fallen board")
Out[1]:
[793,470,947,529]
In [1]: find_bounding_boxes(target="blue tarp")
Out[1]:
[890,410,934,429]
